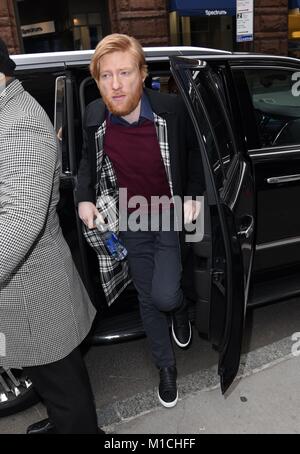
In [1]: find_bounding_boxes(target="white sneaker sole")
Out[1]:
[158,390,178,408]
[172,320,192,348]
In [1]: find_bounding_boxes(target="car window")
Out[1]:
[187,68,236,190]
[18,70,70,173]
[242,68,300,148]
[17,70,57,123]
[54,76,70,174]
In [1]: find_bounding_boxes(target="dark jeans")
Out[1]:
[120,225,183,369]
[24,347,98,434]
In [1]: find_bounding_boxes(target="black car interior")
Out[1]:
[242,69,300,148]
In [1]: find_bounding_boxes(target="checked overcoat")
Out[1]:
[0,79,96,368]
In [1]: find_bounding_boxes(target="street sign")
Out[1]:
[236,0,254,42]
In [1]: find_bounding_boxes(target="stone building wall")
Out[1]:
[108,0,169,46]
[0,0,291,56]
[240,0,288,55]
[0,0,20,53]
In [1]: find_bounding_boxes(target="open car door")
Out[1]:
[170,56,255,393]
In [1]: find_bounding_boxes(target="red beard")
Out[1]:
[102,85,143,117]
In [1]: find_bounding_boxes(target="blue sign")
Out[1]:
[237,34,253,42]
[289,0,300,8]
[169,0,236,16]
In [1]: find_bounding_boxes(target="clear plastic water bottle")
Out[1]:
[95,218,127,262]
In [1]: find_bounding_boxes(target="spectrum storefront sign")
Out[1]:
[21,21,55,38]
[169,0,236,16]
[205,10,228,16]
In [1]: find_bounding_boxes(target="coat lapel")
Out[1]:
[153,113,173,196]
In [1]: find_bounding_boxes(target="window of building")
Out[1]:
[16,0,109,53]
[72,12,102,50]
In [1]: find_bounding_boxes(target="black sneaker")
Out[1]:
[27,418,56,434]
[26,417,105,434]
[158,366,178,408]
[172,303,192,348]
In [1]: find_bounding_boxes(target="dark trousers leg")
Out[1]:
[24,347,98,434]
[121,229,183,369]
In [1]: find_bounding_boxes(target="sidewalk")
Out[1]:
[0,336,299,434]
[105,339,300,434]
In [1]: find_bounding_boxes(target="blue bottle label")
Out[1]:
[104,232,127,261]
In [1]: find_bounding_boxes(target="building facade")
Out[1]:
[250,0,288,55]
[0,0,20,53]
[0,0,295,56]
[0,0,169,54]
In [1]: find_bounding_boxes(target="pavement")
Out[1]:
[103,336,300,434]
[1,334,300,434]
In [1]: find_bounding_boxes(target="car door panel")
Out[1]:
[171,57,255,392]
[231,64,300,278]
[251,154,300,272]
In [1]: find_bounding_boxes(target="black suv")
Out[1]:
[1,46,300,416]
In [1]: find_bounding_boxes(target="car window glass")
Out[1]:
[18,71,57,123]
[186,68,236,190]
[243,69,300,148]
[54,76,69,174]
[18,70,70,173]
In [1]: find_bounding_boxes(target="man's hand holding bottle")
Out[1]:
[78,202,104,229]
[78,201,127,261]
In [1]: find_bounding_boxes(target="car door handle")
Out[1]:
[237,215,254,239]
[267,174,300,184]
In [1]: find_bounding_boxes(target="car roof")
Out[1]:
[11,46,230,70]
[169,52,300,68]
[11,47,300,71]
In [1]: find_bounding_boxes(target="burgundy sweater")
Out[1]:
[104,119,172,212]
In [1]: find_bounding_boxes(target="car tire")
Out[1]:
[0,368,40,417]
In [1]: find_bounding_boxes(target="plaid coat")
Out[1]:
[76,88,203,306]
[0,80,96,368]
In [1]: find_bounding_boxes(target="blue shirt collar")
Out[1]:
[108,90,154,127]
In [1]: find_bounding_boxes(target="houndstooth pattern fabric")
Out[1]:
[0,80,96,368]
[82,114,173,306]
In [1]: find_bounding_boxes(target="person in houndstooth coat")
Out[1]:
[0,38,100,434]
